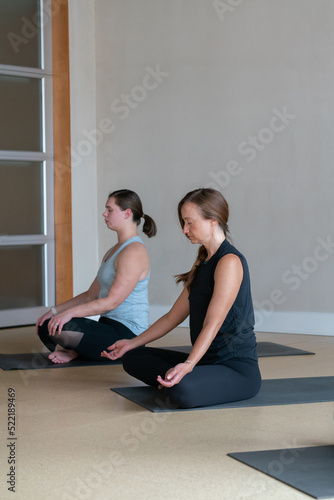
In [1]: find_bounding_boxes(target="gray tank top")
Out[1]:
[97,236,150,335]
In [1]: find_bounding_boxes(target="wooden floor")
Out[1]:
[0,326,334,500]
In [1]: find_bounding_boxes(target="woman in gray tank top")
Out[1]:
[36,189,157,364]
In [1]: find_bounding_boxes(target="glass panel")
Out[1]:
[0,245,44,309]
[0,75,42,151]
[0,0,41,68]
[0,161,43,235]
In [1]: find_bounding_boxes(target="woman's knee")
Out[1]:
[122,349,143,375]
[37,320,49,338]
[37,320,57,351]
[168,380,197,409]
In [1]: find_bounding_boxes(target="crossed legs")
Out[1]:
[122,347,262,409]
[38,317,135,364]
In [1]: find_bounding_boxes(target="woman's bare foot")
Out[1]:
[49,349,78,364]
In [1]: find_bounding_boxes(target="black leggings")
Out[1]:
[38,317,136,361]
[123,347,262,409]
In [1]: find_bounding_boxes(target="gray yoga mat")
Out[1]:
[0,352,122,370]
[169,341,314,357]
[0,341,314,370]
[228,445,334,499]
[111,376,334,412]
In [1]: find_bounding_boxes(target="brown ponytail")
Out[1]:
[175,245,208,288]
[109,189,157,238]
[142,213,157,238]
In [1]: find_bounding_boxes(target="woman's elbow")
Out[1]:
[100,297,121,313]
[86,290,100,302]
[164,310,188,329]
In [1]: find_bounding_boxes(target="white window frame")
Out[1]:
[0,1,55,327]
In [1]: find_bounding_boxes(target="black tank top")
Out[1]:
[188,239,258,364]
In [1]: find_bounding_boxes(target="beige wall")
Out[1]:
[68,0,99,294]
[69,0,334,334]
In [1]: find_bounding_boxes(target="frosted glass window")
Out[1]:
[0,0,41,68]
[0,75,42,151]
[0,161,43,235]
[0,245,44,309]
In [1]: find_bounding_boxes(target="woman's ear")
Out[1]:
[124,208,132,219]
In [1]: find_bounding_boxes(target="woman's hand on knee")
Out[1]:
[36,310,53,333]
[101,339,133,360]
[48,311,73,336]
[157,362,192,388]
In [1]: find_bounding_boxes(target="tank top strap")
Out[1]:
[105,236,143,262]
[115,235,143,256]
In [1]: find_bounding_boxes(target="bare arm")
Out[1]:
[35,246,116,331]
[158,254,244,387]
[47,242,149,335]
[102,286,190,359]
[36,277,100,331]
[54,279,101,313]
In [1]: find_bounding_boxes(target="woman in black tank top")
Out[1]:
[103,189,261,409]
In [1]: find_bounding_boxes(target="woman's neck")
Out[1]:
[204,235,226,260]
[116,227,138,245]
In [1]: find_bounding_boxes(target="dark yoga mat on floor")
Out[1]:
[111,376,334,412]
[168,341,315,357]
[228,445,334,499]
[0,341,314,370]
[0,352,122,370]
